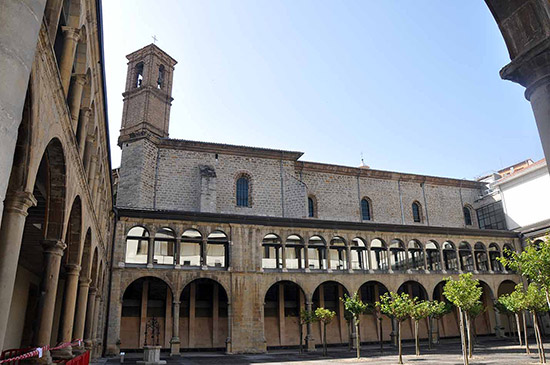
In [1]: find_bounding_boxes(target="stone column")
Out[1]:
[44,0,63,41]
[77,108,91,158]
[225,301,232,354]
[0,0,45,237]
[170,301,180,356]
[92,295,102,347]
[147,237,154,268]
[305,301,315,351]
[84,287,97,349]
[73,278,91,343]
[0,191,36,350]
[68,74,87,131]
[87,155,98,188]
[36,239,67,346]
[59,27,80,96]
[439,248,447,273]
[59,264,81,347]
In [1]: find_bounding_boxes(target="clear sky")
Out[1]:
[102,1,544,180]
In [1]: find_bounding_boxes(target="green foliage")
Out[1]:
[443,273,482,311]
[467,301,485,319]
[411,300,432,321]
[300,309,316,325]
[315,307,336,324]
[429,300,453,319]
[524,283,549,314]
[340,293,368,323]
[497,285,526,314]
[376,292,414,322]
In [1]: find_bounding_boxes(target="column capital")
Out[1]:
[61,26,81,42]
[4,190,37,216]
[41,239,66,256]
[65,264,81,275]
[81,107,92,118]
[79,278,92,287]
[72,73,89,86]
[89,286,98,295]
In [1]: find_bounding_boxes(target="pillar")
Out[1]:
[93,295,102,348]
[305,301,315,351]
[188,282,196,348]
[68,74,87,131]
[73,278,91,343]
[87,155,97,189]
[84,287,97,349]
[170,301,180,356]
[225,301,232,354]
[139,281,148,346]
[0,0,45,231]
[212,284,219,347]
[278,283,285,346]
[59,27,80,95]
[58,264,82,351]
[0,191,36,350]
[147,237,154,269]
[77,108,91,158]
[36,239,67,346]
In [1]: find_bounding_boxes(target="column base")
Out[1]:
[22,350,53,365]
[169,338,180,356]
[51,347,73,360]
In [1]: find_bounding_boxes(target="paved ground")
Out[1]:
[99,338,550,364]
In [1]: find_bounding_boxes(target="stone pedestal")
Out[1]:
[137,346,166,365]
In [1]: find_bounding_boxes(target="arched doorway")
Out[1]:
[263,281,305,348]
[474,281,496,336]
[358,281,389,343]
[397,281,428,340]
[179,278,228,350]
[120,277,173,350]
[433,281,460,339]
[497,280,518,337]
[312,281,349,346]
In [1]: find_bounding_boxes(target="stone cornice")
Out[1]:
[116,208,518,239]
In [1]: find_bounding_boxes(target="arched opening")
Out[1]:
[153,227,176,265]
[442,241,458,271]
[389,239,406,271]
[307,235,326,270]
[328,236,347,271]
[285,235,304,270]
[474,281,497,337]
[262,234,282,269]
[263,281,305,348]
[350,237,368,271]
[236,176,250,207]
[474,242,489,272]
[489,243,503,272]
[398,281,429,340]
[358,281,389,343]
[206,231,228,269]
[426,241,441,271]
[433,281,460,339]
[407,240,424,270]
[312,281,349,346]
[179,279,228,350]
[120,277,173,350]
[370,238,387,271]
[361,198,371,221]
[125,226,149,264]
[412,201,422,223]
[497,280,518,337]
[307,196,317,218]
[180,229,201,267]
[458,242,474,271]
[463,206,473,226]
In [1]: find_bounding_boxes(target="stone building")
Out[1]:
[107,44,521,355]
[0,0,113,361]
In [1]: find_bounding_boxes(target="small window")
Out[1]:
[412,202,422,223]
[463,206,472,226]
[135,62,144,88]
[308,196,315,218]
[361,198,371,221]
[157,65,165,89]
[236,176,249,207]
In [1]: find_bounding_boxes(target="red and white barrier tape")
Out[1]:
[0,340,83,363]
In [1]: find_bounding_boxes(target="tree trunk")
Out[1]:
[379,317,384,353]
[534,313,547,364]
[428,316,432,350]
[524,311,531,354]
[465,312,473,358]
[415,319,420,356]
[299,321,303,353]
[398,321,403,365]
[355,321,360,359]
[515,313,523,346]
[533,313,544,363]
[459,309,469,365]
[545,287,550,312]
[323,322,327,356]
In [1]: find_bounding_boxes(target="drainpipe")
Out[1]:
[398,179,405,224]
[421,179,430,226]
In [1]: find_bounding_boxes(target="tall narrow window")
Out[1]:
[463,206,472,226]
[361,198,371,221]
[135,62,144,88]
[157,65,165,89]
[308,196,316,218]
[236,176,249,207]
[412,202,422,223]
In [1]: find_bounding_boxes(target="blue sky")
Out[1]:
[102,1,543,180]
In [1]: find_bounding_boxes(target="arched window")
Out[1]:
[236,176,250,207]
[285,235,304,270]
[125,226,149,264]
[463,206,473,226]
[308,196,316,218]
[307,236,326,270]
[351,238,368,270]
[489,243,502,272]
[443,241,458,271]
[412,202,422,223]
[361,198,371,221]
[135,62,144,88]
[408,240,424,270]
[426,241,441,271]
[154,227,176,265]
[389,239,406,271]
[329,237,347,270]
[157,64,165,89]
[458,242,474,271]
[180,229,202,267]
[262,234,282,269]
[206,230,228,268]
[370,239,387,271]
[474,242,489,272]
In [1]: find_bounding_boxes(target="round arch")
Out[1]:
[312,281,350,346]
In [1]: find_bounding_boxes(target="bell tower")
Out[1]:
[118,43,177,144]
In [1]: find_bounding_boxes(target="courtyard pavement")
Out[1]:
[99,338,550,364]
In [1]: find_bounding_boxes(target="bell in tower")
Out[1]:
[118,43,177,145]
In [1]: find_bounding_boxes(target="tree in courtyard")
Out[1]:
[376,292,414,364]
[466,302,485,353]
[443,273,482,365]
[428,300,453,348]
[523,283,548,364]
[315,307,336,357]
[299,308,316,353]
[341,293,369,359]
[410,300,431,356]
[499,234,550,311]
[497,288,526,350]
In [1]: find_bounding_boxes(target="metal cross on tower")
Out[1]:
[152,35,158,44]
